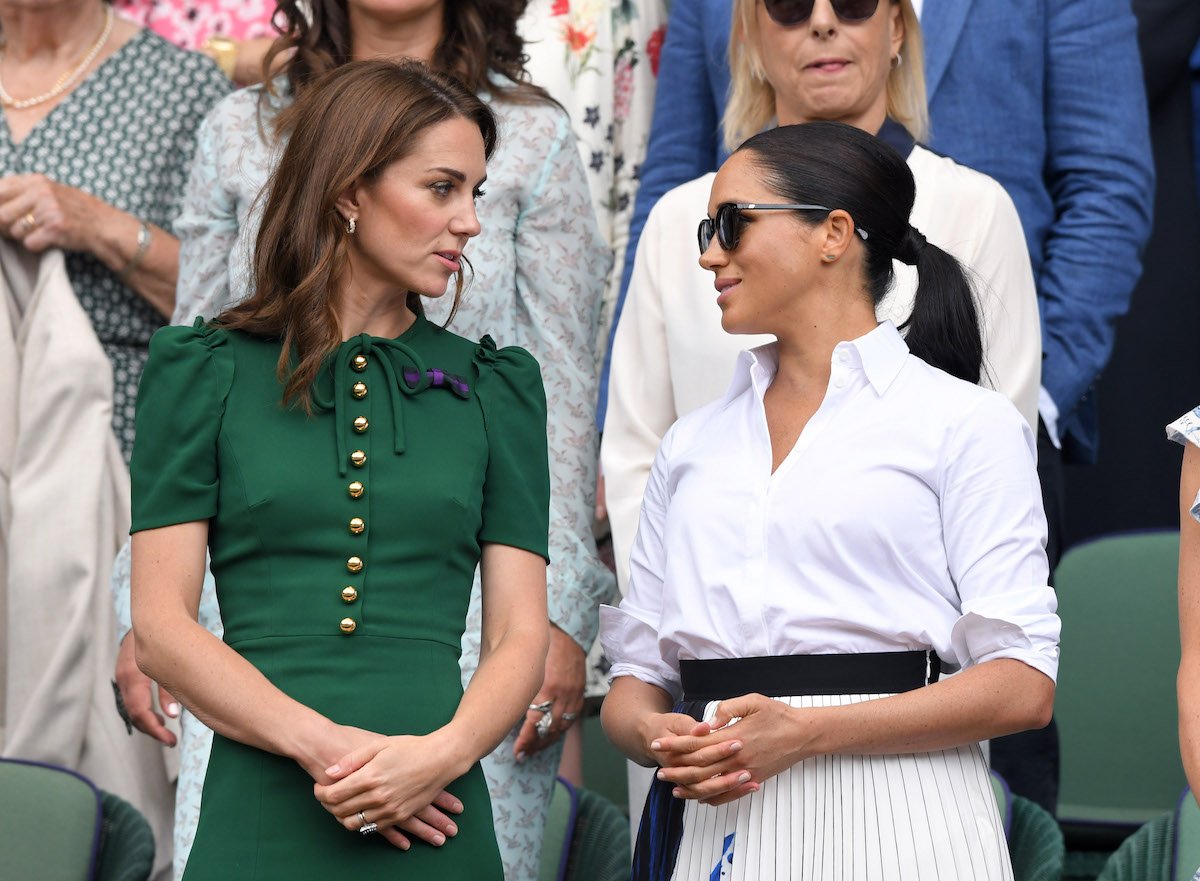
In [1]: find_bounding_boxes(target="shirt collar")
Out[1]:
[727,322,909,401]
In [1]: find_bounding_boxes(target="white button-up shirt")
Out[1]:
[600,323,1060,700]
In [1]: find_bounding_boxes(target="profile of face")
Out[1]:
[699,150,861,336]
[754,0,904,128]
[337,116,487,300]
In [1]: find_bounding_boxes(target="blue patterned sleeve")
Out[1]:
[509,105,615,652]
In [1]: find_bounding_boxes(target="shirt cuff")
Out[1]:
[599,604,681,700]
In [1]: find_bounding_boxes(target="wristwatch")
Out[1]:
[202,35,238,81]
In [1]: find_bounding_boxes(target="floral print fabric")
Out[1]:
[112,0,277,50]
[522,0,668,363]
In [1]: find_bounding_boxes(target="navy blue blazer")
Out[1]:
[603,0,1154,462]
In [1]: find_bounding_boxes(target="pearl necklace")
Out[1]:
[0,7,114,110]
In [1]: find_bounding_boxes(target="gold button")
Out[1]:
[352,382,367,399]
[347,481,364,499]
[347,556,363,573]
[350,450,367,468]
[353,416,369,434]
[340,617,357,633]
[349,517,365,535]
[341,585,358,603]
[352,354,368,372]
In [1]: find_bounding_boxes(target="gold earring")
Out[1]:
[347,217,357,234]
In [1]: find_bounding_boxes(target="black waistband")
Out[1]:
[679,651,941,702]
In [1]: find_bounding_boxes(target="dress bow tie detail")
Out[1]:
[312,333,471,476]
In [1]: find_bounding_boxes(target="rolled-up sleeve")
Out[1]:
[941,393,1061,681]
[601,429,680,699]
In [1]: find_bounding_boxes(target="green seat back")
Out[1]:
[565,787,630,881]
[1008,793,1067,881]
[0,758,102,880]
[1055,531,1185,826]
[1095,812,1174,881]
[1173,789,1200,881]
[538,777,579,881]
[96,791,155,881]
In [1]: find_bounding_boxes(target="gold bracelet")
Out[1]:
[202,35,238,80]
[118,220,151,281]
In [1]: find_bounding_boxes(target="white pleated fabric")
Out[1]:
[669,694,1013,881]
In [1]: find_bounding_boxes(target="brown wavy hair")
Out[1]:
[217,59,498,412]
[261,0,550,107]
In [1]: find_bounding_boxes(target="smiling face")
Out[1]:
[753,0,904,131]
[338,116,487,300]
[699,151,828,336]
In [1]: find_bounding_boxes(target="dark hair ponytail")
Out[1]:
[737,121,982,384]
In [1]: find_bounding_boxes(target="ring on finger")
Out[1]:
[528,699,553,714]
[560,711,578,722]
[358,811,378,836]
[535,709,553,739]
[21,211,37,232]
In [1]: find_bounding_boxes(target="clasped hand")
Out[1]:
[314,732,465,851]
[648,693,815,807]
[0,174,98,253]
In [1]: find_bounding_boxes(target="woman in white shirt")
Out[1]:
[600,121,1059,881]
[601,0,1040,595]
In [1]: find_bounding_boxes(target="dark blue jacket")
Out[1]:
[602,0,1154,462]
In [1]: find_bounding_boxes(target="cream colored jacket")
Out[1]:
[0,243,174,879]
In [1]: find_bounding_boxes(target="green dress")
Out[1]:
[129,314,550,880]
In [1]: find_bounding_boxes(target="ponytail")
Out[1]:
[895,225,982,384]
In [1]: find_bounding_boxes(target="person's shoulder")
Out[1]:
[909,145,1010,205]
[901,355,1029,440]
[129,29,229,91]
[488,88,570,141]
[649,172,717,226]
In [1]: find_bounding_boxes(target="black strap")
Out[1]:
[680,650,940,702]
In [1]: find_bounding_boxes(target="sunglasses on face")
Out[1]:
[762,0,881,26]
[698,202,869,256]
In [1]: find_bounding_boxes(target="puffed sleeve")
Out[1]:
[129,320,234,532]
[941,392,1061,681]
[474,338,551,562]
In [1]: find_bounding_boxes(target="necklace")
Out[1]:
[0,7,114,110]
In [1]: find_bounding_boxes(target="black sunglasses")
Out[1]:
[763,0,881,26]
[698,202,869,256]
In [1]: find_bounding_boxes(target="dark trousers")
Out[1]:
[989,419,1062,815]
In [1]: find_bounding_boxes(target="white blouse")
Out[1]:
[600,323,1060,701]
[601,146,1042,595]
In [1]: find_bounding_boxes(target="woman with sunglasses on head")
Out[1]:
[111,2,611,879]
[600,121,1059,881]
[601,0,1040,602]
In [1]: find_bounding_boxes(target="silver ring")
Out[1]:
[358,811,378,835]
[560,712,578,722]
[535,710,553,739]
[528,699,553,713]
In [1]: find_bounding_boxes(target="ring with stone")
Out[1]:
[560,712,578,723]
[535,709,553,739]
[358,811,378,835]
[528,699,553,714]
[21,211,37,232]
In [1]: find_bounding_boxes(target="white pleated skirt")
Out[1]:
[647,694,1013,881]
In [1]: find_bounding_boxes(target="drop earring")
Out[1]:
[347,216,357,235]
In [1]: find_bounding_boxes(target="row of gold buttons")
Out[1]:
[341,356,370,634]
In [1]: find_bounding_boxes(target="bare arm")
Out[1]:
[1177,443,1200,797]
[132,522,347,778]
[601,674,703,768]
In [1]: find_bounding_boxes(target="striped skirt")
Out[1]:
[633,694,1013,881]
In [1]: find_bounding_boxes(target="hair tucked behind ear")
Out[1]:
[737,121,981,384]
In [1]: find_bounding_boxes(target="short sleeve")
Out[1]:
[1168,406,1200,523]
[129,320,234,532]
[474,338,551,562]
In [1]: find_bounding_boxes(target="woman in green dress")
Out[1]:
[129,59,551,880]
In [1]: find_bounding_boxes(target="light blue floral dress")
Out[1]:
[112,77,613,880]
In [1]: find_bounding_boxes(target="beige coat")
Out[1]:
[0,242,174,880]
